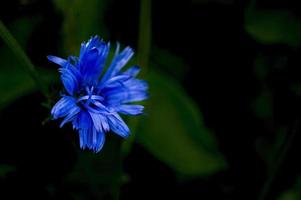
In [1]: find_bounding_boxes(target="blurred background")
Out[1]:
[1,0,301,199]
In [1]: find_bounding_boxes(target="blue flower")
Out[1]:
[48,36,148,152]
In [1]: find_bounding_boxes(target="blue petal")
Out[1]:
[101,46,134,83]
[79,36,101,60]
[60,106,81,127]
[104,86,149,105]
[101,78,148,95]
[95,131,105,153]
[123,65,140,77]
[123,79,149,91]
[77,94,104,102]
[51,96,78,119]
[114,42,120,57]
[78,128,86,149]
[59,67,79,96]
[100,77,148,104]
[80,48,99,78]
[75,111,92,149]
[76,111,91,129]
[89,112,110,133]
[107,113,130,138]
[81,36,102,53]
[47,55,67,67]
[54,56,82,96]
[98,74,131,90]
[75,111,106,152]
[116,105,144,115]
[79,37,110,84]
[115,91,149,104]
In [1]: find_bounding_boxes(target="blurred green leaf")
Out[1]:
[0,51,34,109]
[0,47,56,110]
[122,48,190,157]
[252,89,273,120]
[0,164,15,178]
[151,47,189,80]
[0,18,48,96]
[245,10,301,46]
[277,176,301,200]
[0,18,56,110]
[7,17,41,47]
[54,0,109,54]
[136,70,227,177]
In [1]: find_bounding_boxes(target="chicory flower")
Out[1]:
[48,36,148,152]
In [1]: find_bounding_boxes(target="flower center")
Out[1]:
[77,86,103,103]
[75,86,106,113]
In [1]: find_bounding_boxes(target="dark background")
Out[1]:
[1,0,301,199]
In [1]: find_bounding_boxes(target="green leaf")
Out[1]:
[0,164,15,178]
[277,176,301,200]
[245,10,301,46]
[0,19,48,96]
[54,0,109,54]
[0,47,56,110]
[252,89,273,120]
[0,18,56,110]
[136,70,227,177]
[151,47,189,80]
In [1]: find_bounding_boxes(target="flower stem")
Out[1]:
[257,119,298,200]
[121,0,152,156]
[137,0,151,73]
[0,20,48,97]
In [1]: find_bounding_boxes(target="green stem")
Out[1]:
[122,0,152,156]
[0,20,48,97]
[257,120,298,200]
[246,0,257,14]
[137,0,151,73]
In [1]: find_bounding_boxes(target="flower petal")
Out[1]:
[104,87,149,105]
[107,113,130,138]
[98,74,131,90]
[95,131,105,153]
[47,55,67,67]
[60,106,81,127]
[51,96,78,119]
[102,78,148,94]
[101,76,148,105]
[123,79,149,91]
[89,112,110,133]
[74,111,106,152]
[123,65,140,77]
[76,111,92,148]
[116,105,144,115]
[101,46,134,83]
[59,68,78,95]
[79,37,110,84]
